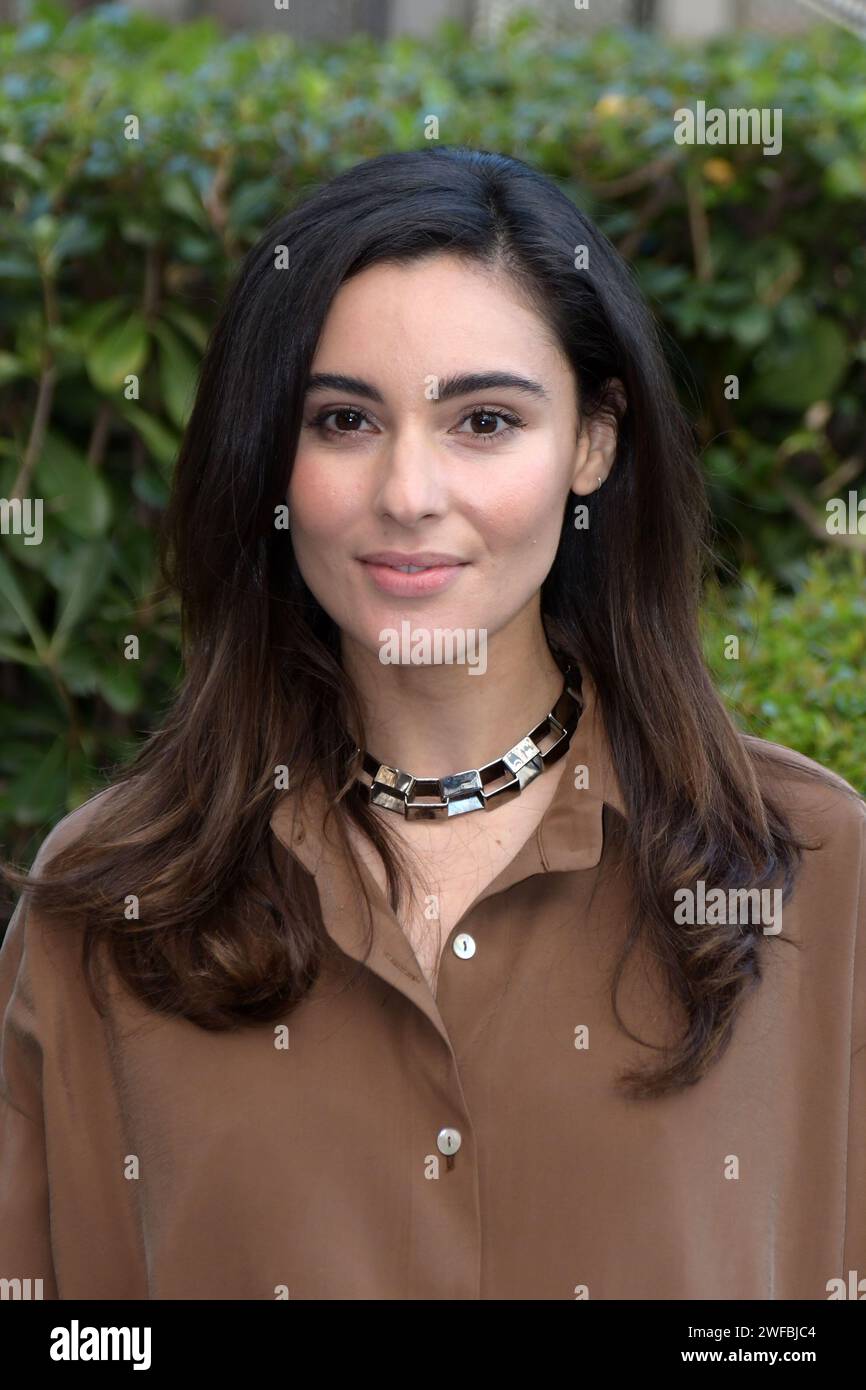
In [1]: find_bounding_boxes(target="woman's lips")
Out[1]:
[358,559,467,596]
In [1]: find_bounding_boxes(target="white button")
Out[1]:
[437,1127,462,1156]
[453,932,476,959]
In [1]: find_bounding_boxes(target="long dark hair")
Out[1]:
[2,146,849,1097]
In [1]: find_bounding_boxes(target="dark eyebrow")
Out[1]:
[303,371,550,404]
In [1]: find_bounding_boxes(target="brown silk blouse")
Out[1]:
[1,673,864,1300]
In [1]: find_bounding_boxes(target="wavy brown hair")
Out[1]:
[2,146,851,1098]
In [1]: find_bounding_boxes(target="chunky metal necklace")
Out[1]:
[354,665,582,820]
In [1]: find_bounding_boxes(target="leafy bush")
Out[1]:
[1,1,864,880]
[702,550,866,792]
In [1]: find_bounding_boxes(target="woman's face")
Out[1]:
[288,253,617,667]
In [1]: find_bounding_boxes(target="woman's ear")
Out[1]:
[571,378,627,496]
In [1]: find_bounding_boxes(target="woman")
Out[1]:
[1,146,863,1301]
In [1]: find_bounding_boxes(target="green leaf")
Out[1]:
[131,466,169,508]
[8,736,68,826]
[750,318,850,411]
[160,305,209,352]
[824,156,866,199]
[0,351,26,386]
[71,299,129,345]
[0,142,46,183]
[34,430,112,538]
[0,548,49,656]
[96,660,142,714]
[228,177,282,231]
[730,304,772,347]
[48,540,112,658]
[2,525,59,576]
[0,634,40,665]
[115,401,180,473]
[56,645,102,696]
[86,312,150,394]
[161,175,209,228]
[152,320,199,429]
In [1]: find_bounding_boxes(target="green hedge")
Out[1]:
[1,2,864,871]
[702,550,866,793]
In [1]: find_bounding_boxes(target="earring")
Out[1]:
[595,475,603,492]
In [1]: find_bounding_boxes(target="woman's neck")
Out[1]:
[341,628,568,776]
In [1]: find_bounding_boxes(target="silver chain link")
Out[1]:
[354,667,582,820]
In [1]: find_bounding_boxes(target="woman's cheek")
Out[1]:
[289,467,365,541]
[465,488,564,558]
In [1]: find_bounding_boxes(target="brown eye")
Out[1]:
[471,411,499,434]
[454,408,524,444]
[308,407,375,438]
[324,409,365,432]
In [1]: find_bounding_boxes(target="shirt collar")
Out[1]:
[268,669,626,1044]
[268,667,627,882]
